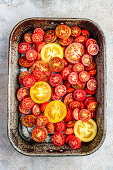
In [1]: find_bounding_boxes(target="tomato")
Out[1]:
[65,120,75,128]
[91,112,96,119]
[69,101,81,110]
[32,33,43,43]
[19,103,31,114]
[81,54,93,66]
[74,89,86,102]
[75,35,87,44]
[86,38,97,48]
[55,85,67,97]
[23,75,36,88]
[64,127,74,135]
[44,30,57,43]
[30,82,51,104]
[85,87,96,95]
[40,101,50,112]
[71,26,81,37]
[18,42,30,54]
[37,115,49,126]
[64,81,71,89]
[84,96,96,106]
[85,60,96,71]
[64,108,72,122]
[32,104,41,116]
[72,108,80,120]
[52,132,65,146]
[26,49,37,61]
[87,79,98,91]
[55,25,71,39]
[19,56,34,68]
[51,91,62,101]
[65,135,75,144]
[74,119,97,142]
[88,69,97,76]
[30,61,51,81]
[17,87,30,101]
[80,102,85,109]
[22,115,37,127]
[49,57,64,72]
[36,51,41,61]
[36,42,46,52]
[73,63,84,73]
[19,71,31,85]
[68,64,74,70]
[32,126,48,142]
[24,33,33,44]
[67,88,75,93]
[55,121,65,132]
[44,101,67,123]
[49,74,62,87]
[87,44,99,56]
[61,67,71,80]
[41,43,63,64]
[79,109,91,122]
[63,57,69,67]
[82,30,90,38]
[68,72,78,84]
[22,97,34,110]
[32,70,43,82]
[46,122,54,133]
[68,136,81,149]
[79,71,90,83]
[72,80,86,90]
[33,28,44,36]
[65,43,85,64]
[87,101,98,112]
[59,36,73,46]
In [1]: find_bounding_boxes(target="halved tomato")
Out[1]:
[63,57,69,67]
[55,85,67,97]
[65,43,85,64]
[19,103,31,114]
[72,80,86,90]
[44,30,57,43]
[49,74,62,87]
[40,101,50,112]
[82,30,90,38]
[72,108,80,120]
[52,132,65,146]
[18,42,30,54]
[79,109,91,122]
[69,101,81,110]
[26,49,37,61]
[88,69,97,77]
[49,57,64,72]
[46,122,54,133]
[87,44,99,56]
[64,108,72,122]
[51,91,62,101]
[37,115,49,126]
[32,70,43,82]
[32,126,48,142]
[64,127,74,135]
[86,38,97,48]
[36,42,46,52]
[65,119,75,128]
[73,63,84,73]
[32,104,41,116]
[85,87,96,95]
[68,64,74,70]
[68,136,81,149]
[81,54,93,66]
[17,87,30,101]
[36,51,41,61]
[55,25,71,39]
[55,121,65,132]
[80,102,85,109]
[19,71,31,85]
[84,96,96,106]
[73,89,86,102]
[85,60,96,71]
[64,81,71,89]
[19,56,34,68]
[61,67,71,80]
[32,32,43,43]
[65,135,76,143]
[79,71,90,82]
[67,88,75,93]
[68,72,78,84]
[24,33,33,44]
[87,101,98,112]
[75,35,87,44]
[22,115,37,127]
[71,26,81,37]
[33,28,44,36]
[23,75,36,88]
[87,79,98,91]
[59,36,73,46]
[22,97,34,110]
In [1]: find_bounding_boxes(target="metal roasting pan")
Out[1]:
[8,18,107,156]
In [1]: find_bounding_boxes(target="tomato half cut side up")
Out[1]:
[75,35,87,44]
[87,44,99,56]
[63,58,69,67]
[64,108,72,122]
[32,126,48,142]
[36,42,46,52]
[55,85,67,97]
[79,71,90,83]
[65,120,75,128]
[17,87,30,101]
[46,122,54,133]
[72,80,86,90]
[52,132,65,146]
[84,96,96,106]
[61,67,71,80]
[82,30,90,38]
[79,109,91,122]
[68,72,78,84]
[67,88,75,93]
[86,38,97,48]
[85,87,96,95]
[55,121,65,132]
[49,74,62,86]
[72,108,80,120]
[68,136,81,149]
[22,115,37,127]
[81,54,93,67]
[33,28,44,36]
[32,70,43,82]
[19,56,34,68]
[32,104,41,116]
[37,115,49,126]
[55,25,71,39]
[73,89,86,102]
[51,91,62,101]
[32,33,43,43]
[59,36,73,46]
[22,97,34,110]
[85,60,96,71]
[71,26,81,37]
[65,135,76,144]
[49,57,64,72]
[64,127,74,135]
[19,103,31,114]
[88,69,97,77]
[18,42,30,54]
[87,101,98,112]
[40,101,50,112]
[26,49,37,61]
[87,79,98,91]
[44,30,57,43]
[19,71,31,85]
[73,63,84,73]
[24,33,33,44]
[69,101,81,110]
[23,75,36,88]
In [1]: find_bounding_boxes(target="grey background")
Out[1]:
[0,0,112,170]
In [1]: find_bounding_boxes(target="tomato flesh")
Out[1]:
[23,75,36,88]
[79,109,91,122]
[32,126,48,142]
[73,63,84,73]
[32,104,41,116]
[68,72,78,84]
[71,26,81,37]
[68,136,81,149]
[81,54,93,66]
[79,71,90,83]
[19,56,34,68]
[49,57,64,72]
[22,97,34,110]
[32,70,43,82]
[55,121,65,132]
[87,79,98,91]
[50,74,62,87]
[72,108,80,120]
[22,115,37,127]
[64,108,72,122]
[74,89,86,102]
[17,87,30,101]
[61,67,71,80]
[44,30,57,43]
[37,115,49,126]
[52,132,65,146]
[19,71,31,85]
[24,33,33,44]
[18,42,30,54]
[64,127,74,135]
[46,122,54,133]
[55,85,67,97]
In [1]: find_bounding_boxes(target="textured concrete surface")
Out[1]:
[0,0,113,170]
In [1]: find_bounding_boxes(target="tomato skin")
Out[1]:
[52,132,65,146]
[64,127,74,135]
[59,36,73,46]
[64,108,72,122]
[81,54,93,67]
[36,52,41,61]
[91,112,96,119]
[63,93,74,106]
[55,121,65,132]
[64,81,71,89]
[67,88,75,93]
[84,96,96,106]
[32,70,43,82]
[68,72,78,84]
[71,26,81,37]
[79,109,91,122]
[49,57,64,72]
[69,101,81,110]
[87,101,98,112]
[19,56,34,68]
[85,60,96,71]
[72,108,80,120]
[22,97,34,110]
[72,80,86,90]
[80,102,85,109]
[82,30,90,38]
[32,104,41,116]
[19,71,31,85]
[36,42,46,52]
[50,74,62,87]
[22,115,37,127]
[73,63,84,73]
[79,71,90,83]
[73,89,86,102]
[75,35,87,44]
[55,25,71,39]
[61,67,71,80]
[87,79,98,91]
[51,91,62,101]
[19,103,31,114]
[68,64,74,70]
[23,75,36,88]
[63,58,69,67]
[32,126,48,142]
[65,135,76,144]
[34,28,44,36]
[18,42,30,54]
[46,122,54,133]
[40,101,50,112]
[86,38,97,48]
[44,30,57,43]
[68,136,81,149]
[85,87,96,95]
[32,33,43,43]
[55,85,67,97]
[17,87,30,101]
[65,120,75,128]
[88,69,97,76]
[37,115,49,126]
[87,44,99,56]
[24,33,33,44]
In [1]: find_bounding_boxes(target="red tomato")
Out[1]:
[61,67,71,80]
[40,101,50,112]
[18,42,30,54]
[24,33,33,44]
[85,60,96,71]
[32,104,41,116]
[19,71,31,85]
[32,70,43,82]
[32,33,43,43]
[74,89,86,102]
[33,43,38,50]
[68,64,74,70]
[81,54,93,66]
[49,74,62,86]
[36,51,41,61]
[91,112,96,119]
[85,87,96,95]
[37,115,49,126]
[17,87,30,101]
[65,135,76,144]
[71,26,81,37]
[84,96,96,106]
[88,69,97,76]
[79,109,91,122]
[55,121,65,132]
[64,93,74,106]
[49,57,64,72]
[63,58,69,67]
[64,127,74,135]
[69,101,81,110]
[72,80,86,90]
[86,38,97,48]
[46,122,54,133]
[19,56,34,68]
[87,44,99,56]
[68,136,81,149]
[82,30,90,38]
[64,108,72,122]
[32,126,48,142]
[87,79,98,91]
[72,108,80,120]
[55,85,67,97]
[22,97,34,110]
[87,101,98,112]
[55,25,71,39]
[22,115,37,127]
[36,42,46,52]
[23,75,36,88]
[67,88,75,93]
[52,132,65,146]
[51,91,62,101]
[44,30,57,43]
[68,72,78,84]
[59,36,73,46]
[65,120,75,128]
[26,49,37,61]
[19,103,31,114]
[75,35,87,44]
[64,81,71,89]
[79,71,90,83]
[33,28,44,36]
[73,63,84,73]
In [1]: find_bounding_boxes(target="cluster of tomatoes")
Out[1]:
[17,24,99,150]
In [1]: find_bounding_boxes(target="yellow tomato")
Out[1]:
[74,119,97,142]
[44,101,67,123]
[41,43,63,63]
[30,82,51,104]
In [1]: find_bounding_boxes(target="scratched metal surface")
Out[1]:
[0,0,112,170]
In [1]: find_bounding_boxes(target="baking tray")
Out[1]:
[8,18,106,156]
